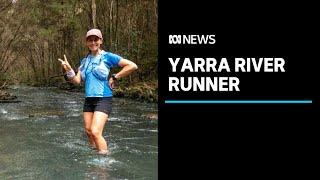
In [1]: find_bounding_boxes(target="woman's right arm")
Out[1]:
[58,55,81,85]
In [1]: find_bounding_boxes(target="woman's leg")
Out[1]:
[91,111,109,154]
[83,112,96,148]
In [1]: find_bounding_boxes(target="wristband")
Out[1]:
[111,74,118,81]
[66,69,75,78]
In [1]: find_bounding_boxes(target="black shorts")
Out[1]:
[83,97,112,115]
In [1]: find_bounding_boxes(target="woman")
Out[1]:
[58,29,138,155]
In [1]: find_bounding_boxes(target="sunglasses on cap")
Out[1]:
[86,36,101,42]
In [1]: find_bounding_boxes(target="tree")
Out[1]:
[92,0,97,28]
[1,0,158,86]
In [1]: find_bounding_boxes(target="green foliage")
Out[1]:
[1,0,158,93]
[38,28,54,39]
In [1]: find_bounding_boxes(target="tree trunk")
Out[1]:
[109,0,114,50]
[92,0,97,28]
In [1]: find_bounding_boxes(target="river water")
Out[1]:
[0,86,158,179]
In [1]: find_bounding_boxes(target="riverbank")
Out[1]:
[0,80,158,103]
[57,80,158,103]
[113,81,158,103]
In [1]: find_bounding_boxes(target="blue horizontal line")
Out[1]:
[165,100,312,104]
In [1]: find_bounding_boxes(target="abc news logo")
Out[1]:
[169,34,216,45]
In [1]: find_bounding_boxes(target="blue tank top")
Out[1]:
[79,50,122,97]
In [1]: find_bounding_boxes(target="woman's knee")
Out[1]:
[91,126,102,138]
[85,127,93,135]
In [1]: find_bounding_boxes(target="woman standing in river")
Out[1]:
[58,29,138,155]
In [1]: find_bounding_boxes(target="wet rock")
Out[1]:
[0,90,17,101]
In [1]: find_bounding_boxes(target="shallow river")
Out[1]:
[0,86,158,179]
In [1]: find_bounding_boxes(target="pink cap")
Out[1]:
[86,29,103,39]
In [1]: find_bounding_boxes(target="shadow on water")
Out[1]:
[0,86,158,179]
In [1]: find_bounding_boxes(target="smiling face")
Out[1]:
[86,35,103,52]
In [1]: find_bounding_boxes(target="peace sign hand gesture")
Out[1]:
[58,54,72,72]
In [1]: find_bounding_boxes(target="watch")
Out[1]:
[111,74,118,81]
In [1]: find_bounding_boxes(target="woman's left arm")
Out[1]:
[109,59,138,88]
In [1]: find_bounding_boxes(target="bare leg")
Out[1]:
[91,111,109,154]
[83,112,96,148]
